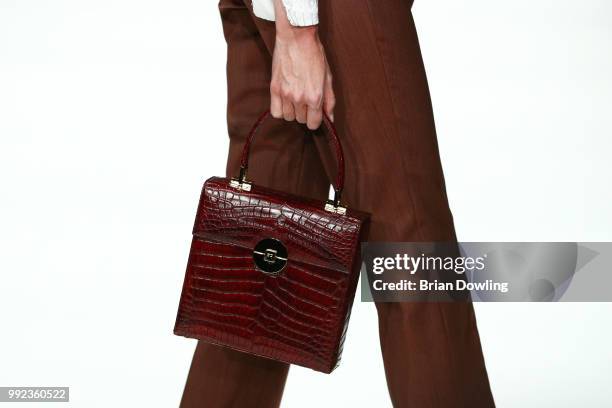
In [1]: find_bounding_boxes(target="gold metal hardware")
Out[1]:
[325,201,347,215]
[229,178,252,191]
[253,248,288,264]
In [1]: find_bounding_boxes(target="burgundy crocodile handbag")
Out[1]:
[174,111,370,373]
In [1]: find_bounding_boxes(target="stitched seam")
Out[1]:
[363,0,426,242]
[435,303,458,397]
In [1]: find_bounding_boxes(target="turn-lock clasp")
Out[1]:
[253,238,288,275]
[262,248,281,263]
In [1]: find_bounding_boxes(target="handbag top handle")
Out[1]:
[236,110,346,209]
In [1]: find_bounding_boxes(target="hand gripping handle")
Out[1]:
[236,110,346,208]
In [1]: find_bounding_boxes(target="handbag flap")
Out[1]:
[193,177,369,273]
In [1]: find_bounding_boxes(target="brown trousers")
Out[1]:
[180,1,495,407]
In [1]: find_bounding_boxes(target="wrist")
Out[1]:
[273,0,319,42]
[275,24,319,45]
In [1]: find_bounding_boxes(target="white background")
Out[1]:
[1,0,611,407]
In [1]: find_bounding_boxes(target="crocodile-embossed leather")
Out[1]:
[174,114,369,373]
[174,177,369,373]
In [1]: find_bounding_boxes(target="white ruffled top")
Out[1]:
[252,0,319,27]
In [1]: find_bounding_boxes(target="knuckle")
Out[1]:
[280,87,292,99]
[292,91,305,103]
[270,82,281,95]
[307,93,322,107]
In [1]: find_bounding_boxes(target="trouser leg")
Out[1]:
[247,1,495,406]
[179,2,330,407]
[323,2,495,406]
[180,342,289,408]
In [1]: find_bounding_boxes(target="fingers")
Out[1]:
[295,104,307,124]
[270,79,330,129]
[270,80,299,122]
[270,88,283,119]
[306,104,323,131]
[282,101,295,121]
